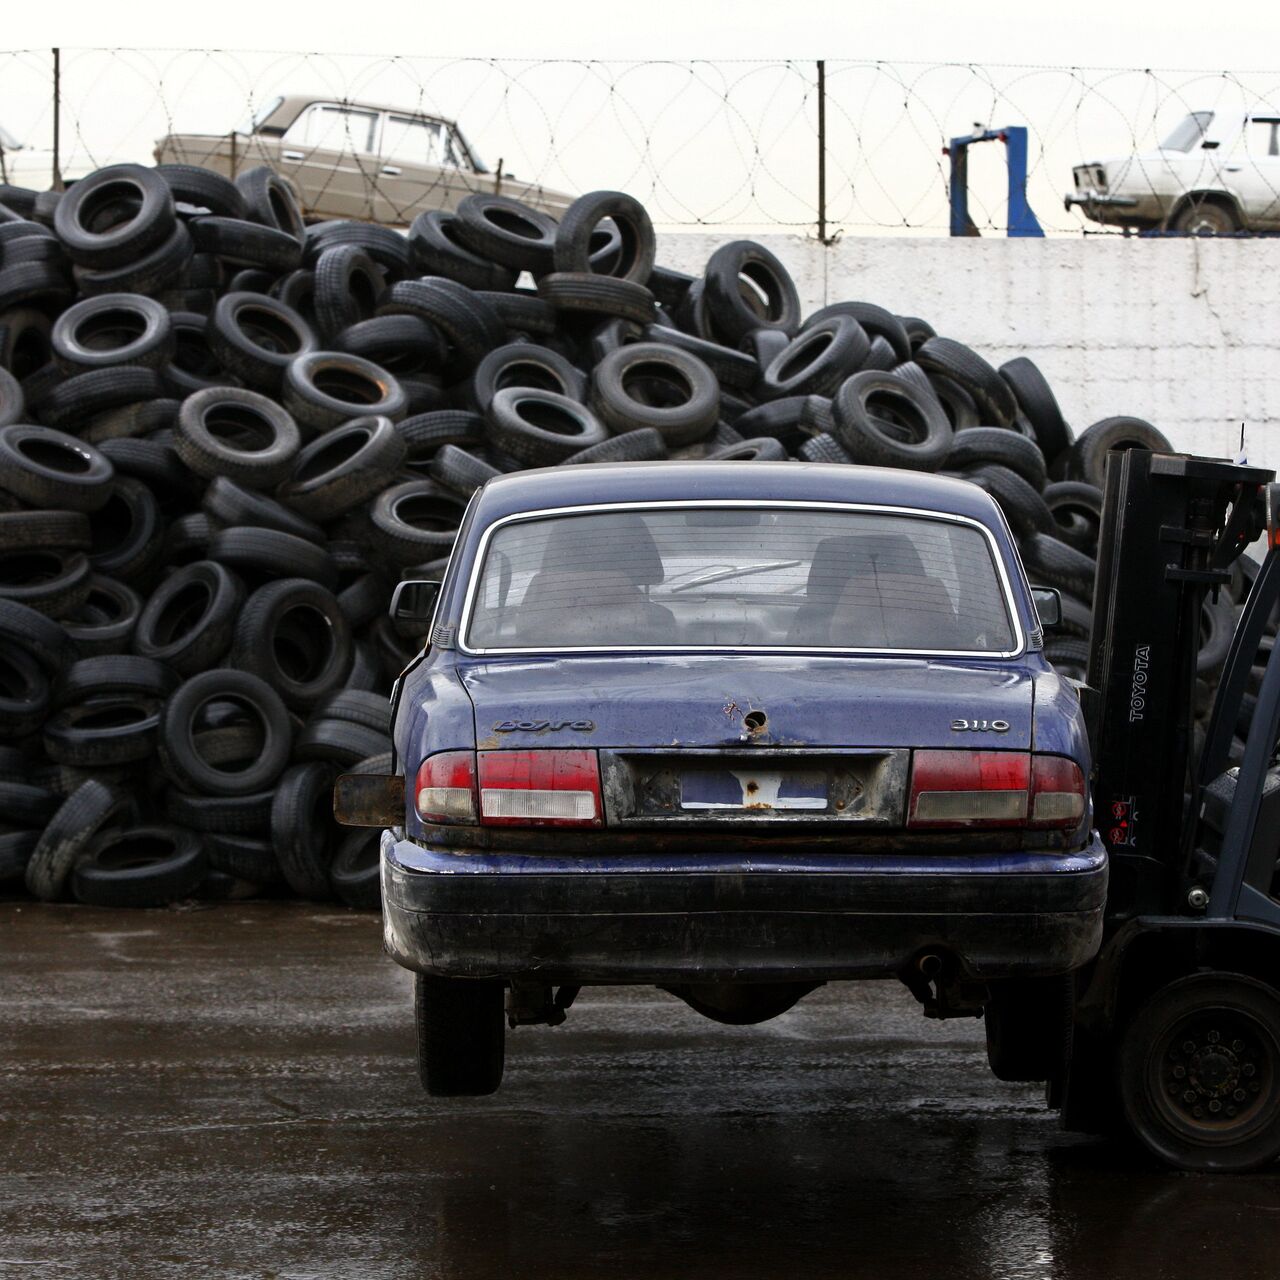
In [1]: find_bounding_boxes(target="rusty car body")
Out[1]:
[154,93,573,226]
[353,461,1106,1092]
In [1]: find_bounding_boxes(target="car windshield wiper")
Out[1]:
[667,560,802,593]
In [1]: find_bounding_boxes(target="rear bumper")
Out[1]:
[381,832,1108,984]
[1065,189,1139,210]
[1064,189,1160,225]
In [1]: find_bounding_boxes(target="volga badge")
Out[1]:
[493,719,595,733]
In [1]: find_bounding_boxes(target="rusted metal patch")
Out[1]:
[333,773,405,827]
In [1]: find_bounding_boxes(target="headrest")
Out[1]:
[540,513,665,586]
[806,532,927,594]
[517,570,658,645]
[832,573,959,648]
[521,569,642,608]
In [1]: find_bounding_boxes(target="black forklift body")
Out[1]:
[1087,450,1272,919]
[1061,449,1280,1169]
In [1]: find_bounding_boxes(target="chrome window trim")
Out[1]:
[457,499,1028,660]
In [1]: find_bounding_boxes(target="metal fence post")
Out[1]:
[52,47,63,191]
[229,130,238,179]
[816,59,827,245]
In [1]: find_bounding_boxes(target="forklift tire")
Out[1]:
[1118,972,1280,1172]
[414,973,505,1096]
[985,975,1074,1082]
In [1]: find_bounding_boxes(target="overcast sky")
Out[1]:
[6,0,1280,67]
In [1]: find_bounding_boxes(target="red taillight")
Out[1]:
[1029,754,1087,829]
[907,750,1086,830]
[908,750,1030,827]
[414,750,477,824]
[477,749,602,827]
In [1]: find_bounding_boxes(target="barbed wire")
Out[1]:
[2,49,1280,235]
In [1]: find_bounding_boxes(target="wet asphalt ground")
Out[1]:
[3,901,1278,1280]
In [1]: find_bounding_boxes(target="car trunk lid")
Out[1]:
[461,654,1036,828]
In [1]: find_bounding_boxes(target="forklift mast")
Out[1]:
[1086,451,1272,919]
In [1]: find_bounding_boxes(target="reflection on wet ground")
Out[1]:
[3,901,1277,1278]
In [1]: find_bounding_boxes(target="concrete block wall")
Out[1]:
[657,234,1280,474]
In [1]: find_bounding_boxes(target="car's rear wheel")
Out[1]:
[1172,200,1240,236]
[414,974,506,1097]
[984,974,1073,1082]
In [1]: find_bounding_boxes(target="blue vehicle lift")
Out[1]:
[945,125,1044,237]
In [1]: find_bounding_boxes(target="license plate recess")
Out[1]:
[599,749,910,825]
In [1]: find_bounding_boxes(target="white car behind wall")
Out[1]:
[1066,109,1280,234]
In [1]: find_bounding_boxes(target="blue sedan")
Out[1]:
[371,461,1106,1095]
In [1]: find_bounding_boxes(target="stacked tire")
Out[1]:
[0,163,1192,908]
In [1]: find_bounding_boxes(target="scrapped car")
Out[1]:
[342,461,1106,1096]
[154,93,574,225]
[1066,109,1280,234]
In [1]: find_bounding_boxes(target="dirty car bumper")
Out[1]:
[1064,189,1162,225]
[380,832,1108,984]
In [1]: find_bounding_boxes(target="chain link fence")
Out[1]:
[2,48,1280,234]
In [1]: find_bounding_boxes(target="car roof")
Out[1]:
[470,461,1007,527]
[264,94,458,130]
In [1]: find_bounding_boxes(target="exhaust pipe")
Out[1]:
[916,953,944,978]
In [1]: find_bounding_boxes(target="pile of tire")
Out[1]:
[0,161,1200,909]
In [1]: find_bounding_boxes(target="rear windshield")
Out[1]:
[1161,111,1213,152]
[464,505,1018,654]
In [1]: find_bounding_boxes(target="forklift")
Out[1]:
[1033,449,1280,1171]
